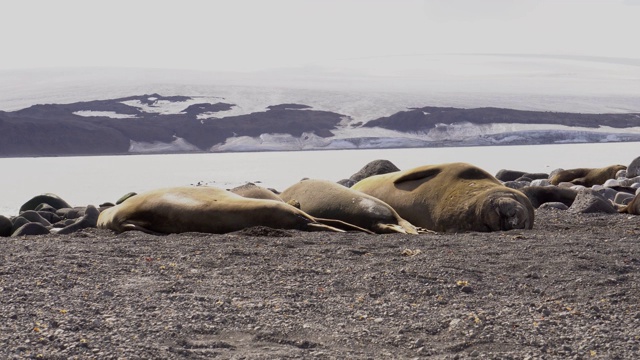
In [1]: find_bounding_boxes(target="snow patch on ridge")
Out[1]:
[73,110,138,119]
[129,136,200,153]
[121,96,225,115]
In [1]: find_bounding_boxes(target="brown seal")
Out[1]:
[280,179,418,234]
[229,183,283,202]
[619,194,640,215]
[550,165,627,187]
[519,186,578,208]
[97,186,365,234]
[352,162,534,232]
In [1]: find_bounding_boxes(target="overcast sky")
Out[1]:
[2,0,639,73]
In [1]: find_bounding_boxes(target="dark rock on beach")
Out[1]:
[0,215,12,237]
[56,205,100,235]
[11,221,50,236]
[347,159,401,184]
[19,194,72,212]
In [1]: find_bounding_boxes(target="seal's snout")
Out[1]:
[496,198,531,230]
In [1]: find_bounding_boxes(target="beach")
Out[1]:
[1,209,638,359]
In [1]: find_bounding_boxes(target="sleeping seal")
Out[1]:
[229,183,284,202]
[97,186,359,234]
[619,194,640,215]
[550,165,627,187]
[352,162,534,232]
[280,179,418,234]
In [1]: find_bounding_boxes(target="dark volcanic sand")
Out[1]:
[1,210,639,359]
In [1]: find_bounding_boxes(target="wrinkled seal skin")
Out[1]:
[280,179,418,234]
[352,162,535,233]
[550,165,627,187]
[97,186,350,234]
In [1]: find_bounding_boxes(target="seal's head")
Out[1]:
[478,190,535,232]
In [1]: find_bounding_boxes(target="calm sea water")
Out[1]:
[1,142,638,216]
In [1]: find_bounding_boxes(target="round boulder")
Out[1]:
[348,160,400,183]
[627,156,640,178]
[0,215,12,237]
[538,202,569,211]
[495,169,526,182]
[20,194,71,212]
[11,222,50,237]
[569,189,617,214]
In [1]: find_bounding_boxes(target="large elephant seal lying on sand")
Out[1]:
[352,162,535,232]
[98,186,363,234]
[550,165,626,187]
[280,179,418,234]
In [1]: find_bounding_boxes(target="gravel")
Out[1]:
[1,209,639,359]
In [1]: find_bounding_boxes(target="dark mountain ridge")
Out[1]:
[364,106,640,132]
[1,94,639,157]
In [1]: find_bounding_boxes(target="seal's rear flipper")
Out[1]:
[121,222,165,235]
[313,218,375,234]
[306,223,346,233]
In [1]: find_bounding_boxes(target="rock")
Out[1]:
[627,156,640,177]
[337,179,356,188]
[530,179,551,187]
[51,219,76,228]
[569,189,617,214]
[622,176,640,187]
[18,210,52,227]
[538,202,569,211]
[0,215,12,237]
[603,179,622,188]
[524,173,550,180]
[515,176,533,182]
[503,181,529,189]
[55,205,100,235]
[614,192,635,205]
[460,286,473,293]
[348,160,400,183]
[616,169,627,178]
[593,187,619,202]
[495,169,526,182]
[10,217,30,234]
[56,207,87,220]
[20,194,71,212]
[35,203,57,213]
[36,210,61,224]
[11,222,50,237]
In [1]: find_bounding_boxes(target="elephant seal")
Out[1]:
[619,194,640,215]
[519,186,578,208]
[229,183,284,202]
[550,165,627,187]
[352,162,535,232]
[280,179,418,234]
[97,186,364,234]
